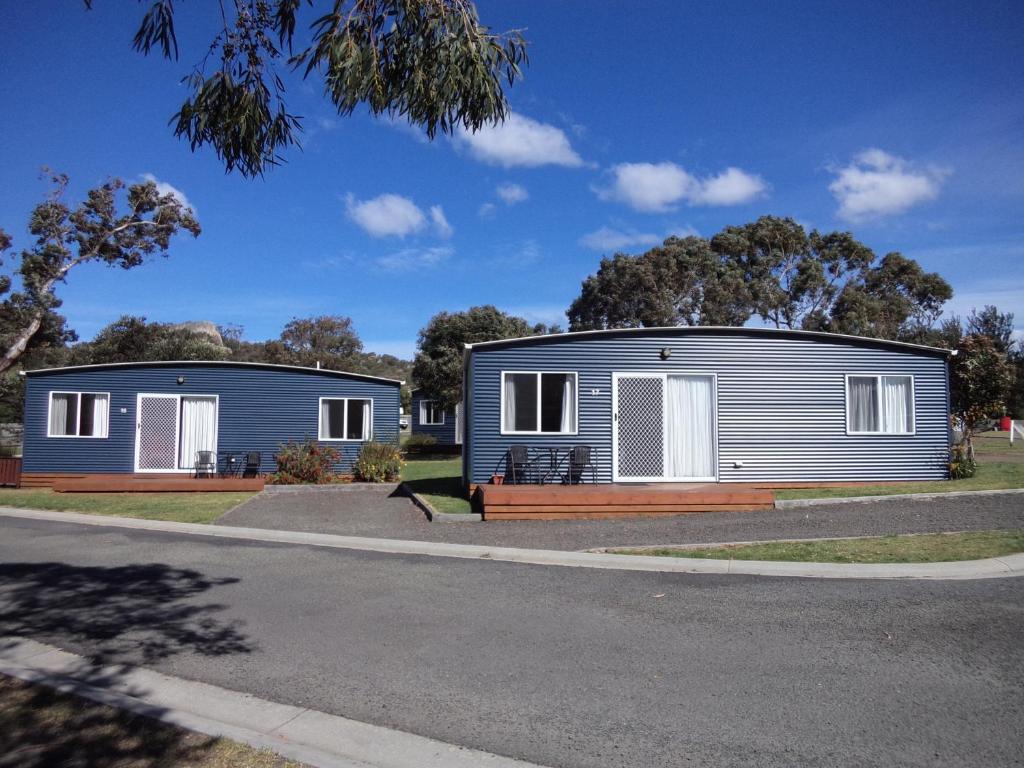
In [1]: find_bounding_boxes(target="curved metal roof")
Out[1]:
[464,326,953,357]
[21,359,404,385]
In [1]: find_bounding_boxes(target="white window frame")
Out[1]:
[844,374,916,436]
[419,400,445,426]
[47,391,110,438]
[500,371,579,436]
[318,396,374,442]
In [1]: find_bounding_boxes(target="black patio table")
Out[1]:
[218,452,242,478]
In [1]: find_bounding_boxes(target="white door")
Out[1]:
[613,373,717,482]
[135,394,180,472]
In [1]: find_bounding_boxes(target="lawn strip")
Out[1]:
[0,488,256,524]
[610,530,1024,564]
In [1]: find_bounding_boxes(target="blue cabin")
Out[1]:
[410,387,462,447]
[462,327,952,487]
[21,361,401,486]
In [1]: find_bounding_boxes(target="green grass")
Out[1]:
[775,430,1024,500]
[0,488,256,524]
[611,530,1024,564]
[400,455,471,514]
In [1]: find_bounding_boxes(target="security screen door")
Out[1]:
[136,395,180,471]
[613,373,717,482]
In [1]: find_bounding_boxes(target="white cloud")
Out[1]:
[829,149,948,221]
[376,246,453,272]
[595,162,766,212]
[692,167,768,205]
[456,113,584,168]
[579,226,662,251]
[142,173,195,212]
[346,193,425,237]
[429,205,453,238]
[478,202,497,218]
[496,183,529,205]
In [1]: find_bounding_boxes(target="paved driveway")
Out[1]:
[217,488,1024,551]
[1,514,1022,768]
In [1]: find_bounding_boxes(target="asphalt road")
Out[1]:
[1,515,1022,768]
[218,487,1024,551]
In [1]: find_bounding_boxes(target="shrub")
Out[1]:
[353,441,403,483]
[270,438,342,484]
[948,444,978,480]
[403,433,438,453]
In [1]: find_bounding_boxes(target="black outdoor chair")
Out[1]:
[194,450,216,478]
[551,445,596,485]
[241,451,261,478]
[502,445,541,484]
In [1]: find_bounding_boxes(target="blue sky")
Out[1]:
[1,1,1022,358]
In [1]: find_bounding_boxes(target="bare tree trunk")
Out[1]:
[0,314,43,375]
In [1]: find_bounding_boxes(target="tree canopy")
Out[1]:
[0,172,200,376]
[413,305,559,408]
[98,0,529,176]
[568,216,953,344]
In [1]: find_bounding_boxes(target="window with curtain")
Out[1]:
[502,372,577,433]
[847,375,914,434]
[420,401,444,425]
[319,398,372,440]
[48,392,109,437]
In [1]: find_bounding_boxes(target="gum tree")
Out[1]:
[0,173,200,375]
[95,0,529,177]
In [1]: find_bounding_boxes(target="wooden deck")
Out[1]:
[20,473,265,493]
[475,483,776,520]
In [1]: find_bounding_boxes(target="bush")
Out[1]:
[353,441,403,483]
[949,444,978,480]
[403,433,438,453]
[270,438,343,484]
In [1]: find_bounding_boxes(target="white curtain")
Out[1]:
[503,373,517,431]
[560,375,575,432]
[361,399,372,440]
[91,394,109,437]
[49,393,70,436]
[666,375,714,478]
[848,377,878,432]
[320,400,332,438]
[179,397,216,468]
[881,376,912,433]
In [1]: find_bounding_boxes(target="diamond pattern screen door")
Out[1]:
[613,375,665,481]
[135,395,180,471]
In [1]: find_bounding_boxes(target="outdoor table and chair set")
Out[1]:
[496,445,597,485]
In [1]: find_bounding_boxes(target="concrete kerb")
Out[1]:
[775,487,1024,508]
[1,506,1022,580]
[0,637,548,768]
[399,482,481,522]
[261,482,399,494]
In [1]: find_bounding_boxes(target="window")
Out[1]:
[48,391,109,437]
[419,400,445,425]
[846,375,914,434]
[319,398,372,441]
[501,372,577,434]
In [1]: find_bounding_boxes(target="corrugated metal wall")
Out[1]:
[410,390,458,444]
[465,331,950,484]
[23,363,400,475]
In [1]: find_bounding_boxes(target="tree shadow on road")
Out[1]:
[0,561,252,664]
